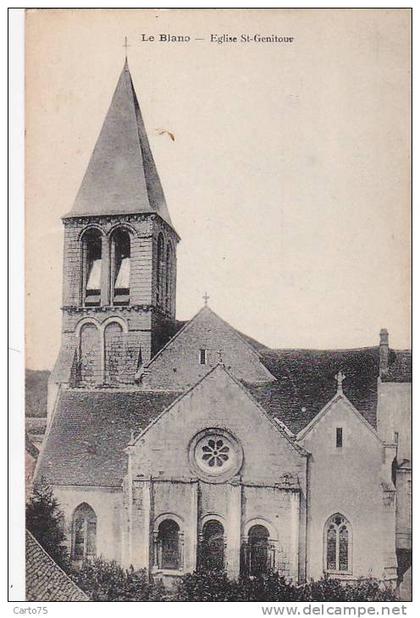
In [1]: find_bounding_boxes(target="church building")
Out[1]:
[36,60,411,587]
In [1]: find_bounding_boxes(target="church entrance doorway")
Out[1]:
[200,520,225,571]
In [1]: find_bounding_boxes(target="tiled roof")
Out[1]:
[249,347,382,433]
[37,389,178,487]
[66,61,174,229]
[26,531,89,601]
[382,350,412,383]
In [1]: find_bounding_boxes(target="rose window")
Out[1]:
[190,430,243,482]
[201,438,230,468]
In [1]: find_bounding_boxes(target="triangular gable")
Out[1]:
[296,391,382,443]
[137,306,276,389]
[132,363,307,458]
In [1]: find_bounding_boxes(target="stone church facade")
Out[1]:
[36,61,411,587]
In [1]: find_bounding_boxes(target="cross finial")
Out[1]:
[123,36,131,61]
[335,370,346,393]
[203,291,210,306]
[217,349,224,366]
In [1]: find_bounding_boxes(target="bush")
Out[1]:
[174,571,398,602]
[176,570,236,601]
[298,576,398,602]
[74,558,166,601]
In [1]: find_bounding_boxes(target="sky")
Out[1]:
[25,8,411,370]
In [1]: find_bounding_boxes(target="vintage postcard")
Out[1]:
[20,7,411,606]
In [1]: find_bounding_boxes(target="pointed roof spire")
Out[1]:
[66,62,174,229]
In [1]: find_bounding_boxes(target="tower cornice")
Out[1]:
[62,211,180,241]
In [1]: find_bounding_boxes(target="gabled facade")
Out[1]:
[297,388,397,581]
[137,305,276,390]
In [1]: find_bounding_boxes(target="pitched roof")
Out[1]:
[36,389,178,487]
[138,305,275,388]
[295,392,383,442]
[37,345,411,487]
[248,347,381,433]
[382,349,412,383]
[26,531,89,601]
[65,61,174,228]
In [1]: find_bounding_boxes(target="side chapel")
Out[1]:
[36,60,411,586]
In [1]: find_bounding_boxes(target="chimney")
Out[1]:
[379,328,389,377]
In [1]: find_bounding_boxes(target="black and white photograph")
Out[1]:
[15,7,412,606]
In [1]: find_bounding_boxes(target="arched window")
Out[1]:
[200,520,225,571]
[82,229,102,306]
[111,228,131,305]
[325,514,351,574]
[165,242,172,312]
[392,457,398,487]
[104,322,124,385]
[78,322,101,386]
[72,503,97,561]
[156,234,165,306]
[248,525,271,576]
[155,519,181,570]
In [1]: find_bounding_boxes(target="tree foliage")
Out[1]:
[74,558,166,601]
[175,570,398,602]
[26,477,71,572]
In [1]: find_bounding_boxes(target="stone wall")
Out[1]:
[127,366,307,579]
[53,485,124,563]
[140,307,275,390]
[301,396,397,581]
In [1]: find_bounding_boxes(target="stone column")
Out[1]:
[289,490,300,581]
[185,481,199,573]
[101,235,111,306]
[130,478,151,570]
[225,477,242,579]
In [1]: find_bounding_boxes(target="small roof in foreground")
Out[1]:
[26,531,89,601]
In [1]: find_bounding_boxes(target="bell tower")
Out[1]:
[51,60,179,392]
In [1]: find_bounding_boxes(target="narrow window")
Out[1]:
[156,234,165,306]
[199,348,207,365]
[78,322,101,386]
[336,427,343,448]
[104,322,124,385]
[165,243,172,312]
[245,524,272,576]
[155,519,181,570]
[325,513,351,574]
[111,229,130,306]
[72,503,97,561]
[82,229,102,306]
[200,520,225,572]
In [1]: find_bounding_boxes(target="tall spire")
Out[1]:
[66,62,174,228]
